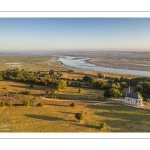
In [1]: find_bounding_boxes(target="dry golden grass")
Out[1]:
[0,100,150,132]
[0,81,48,96]
[61,72,84,80]
[0,81,103,102]
[54,87,104,100]
[0,81,150,132]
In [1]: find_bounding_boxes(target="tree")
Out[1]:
[57,80,67,91]
[111,83,120,89]
[83,75,96,85]
[75,111,84,121]
[104,88,123,98]
[98,73,105,78]
[120,82,128,88]
[17,66,22,72]
[134,84,143,92]
[49,70,54,76]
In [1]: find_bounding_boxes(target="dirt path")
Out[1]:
[42,95,150,110]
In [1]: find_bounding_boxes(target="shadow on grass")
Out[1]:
[10,84,33,89]
[86,103,150,112]
[72,123,99,130]
[24,114,63,121]
[95,111,150,132]
[10,84,47,91]
[46,103,68,107]
[95,111,150,122]
[58,111,76,115]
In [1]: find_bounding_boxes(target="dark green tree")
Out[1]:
[104,88,123,98]
[98,73,105,78]
[75,111,84,121]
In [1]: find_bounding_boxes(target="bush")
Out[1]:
[46,90,51,96]
[20,91,32,95]
[146,98,150,103]
[5,103,12,107]
[30,84,34,88]
[37,102,44,107]
[78,88,82,93]
[23,100,30,106]
[100,122,107,130]
[0,102,5,107]
[70,102,77,107]
[98,73,105,78]
[75,111,84,121]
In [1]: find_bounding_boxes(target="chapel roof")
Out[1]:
[126,92,142,99]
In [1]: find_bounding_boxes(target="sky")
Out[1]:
[0,18,150,52]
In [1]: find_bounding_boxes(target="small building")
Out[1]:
[124,92,143,106]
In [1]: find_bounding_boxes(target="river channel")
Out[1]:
[58,56,150,77]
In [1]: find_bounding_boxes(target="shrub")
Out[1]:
[98,73,105,78]
[75,111,84,121]
[5,103,12,107]
[0,102,5,107]
[37,102,44,107]
[30,84,34,88]
[146,98,150,103]
[78,88,82,93]
[70,102,77,107]
[46,90,50,96]
[23,100,30,107]
[7,103,12,107]
[100,122,107,130]
[20,91,32,95]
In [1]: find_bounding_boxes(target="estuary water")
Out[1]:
[58,56,150,77]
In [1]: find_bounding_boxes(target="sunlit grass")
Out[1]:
[0,101,150,132]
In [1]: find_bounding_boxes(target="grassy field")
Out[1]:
[1,81,150,132]
[0,100,150,132]
[51,87,104,100]
[0,81,104,103]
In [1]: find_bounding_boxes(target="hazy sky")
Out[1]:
[0,18,150,52]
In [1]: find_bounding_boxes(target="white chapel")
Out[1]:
[124,87,143,106]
